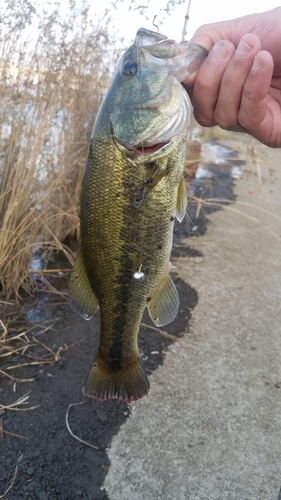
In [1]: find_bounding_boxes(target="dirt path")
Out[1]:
[1,134,281,500]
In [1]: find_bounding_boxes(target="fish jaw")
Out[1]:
[135,28,208,82]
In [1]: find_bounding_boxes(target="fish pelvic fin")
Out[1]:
[176,176,187,222]
[68,249,98,320]
[83,354,150,403]
[147,272,179,327]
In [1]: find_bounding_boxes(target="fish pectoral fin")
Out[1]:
[147,272,179,327]
[176,176,187,222]
[144,166,168,192]
[134,169,168,208]
[68,250,98,320]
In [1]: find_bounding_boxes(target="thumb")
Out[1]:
[189,32,214,53]
[182,31,212,88]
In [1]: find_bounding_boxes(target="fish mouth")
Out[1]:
[135,141,170,154]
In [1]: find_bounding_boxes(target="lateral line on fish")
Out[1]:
[185,212,281,299]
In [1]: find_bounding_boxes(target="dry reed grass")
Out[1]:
[65,402,99,450]
[0,0,119,302]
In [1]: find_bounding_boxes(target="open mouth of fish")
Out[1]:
[135,141,170,154]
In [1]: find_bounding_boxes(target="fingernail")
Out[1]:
[252,55,264,72]
[210,42,228,62]
[236,38,252,57]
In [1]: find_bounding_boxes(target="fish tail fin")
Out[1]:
[83,354,150,403]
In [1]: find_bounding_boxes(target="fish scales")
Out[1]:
[81,134,187,397]
[68,27,207,402]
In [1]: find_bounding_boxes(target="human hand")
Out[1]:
[183,8,281,148]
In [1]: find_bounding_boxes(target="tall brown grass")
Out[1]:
[0,1,119,301]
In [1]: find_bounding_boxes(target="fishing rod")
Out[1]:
[181,0,192,42]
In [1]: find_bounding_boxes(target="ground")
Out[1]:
[1,134,281,500]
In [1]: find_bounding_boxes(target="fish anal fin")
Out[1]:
[176,176,187,222]
[83,354,150,402]
[68,250,98,320]
[147,272,179,327]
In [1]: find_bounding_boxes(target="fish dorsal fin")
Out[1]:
[176,176,187,222]
[68,250,98,320]
[147,272,179,327]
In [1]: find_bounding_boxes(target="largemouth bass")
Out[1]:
[68,28,207,402]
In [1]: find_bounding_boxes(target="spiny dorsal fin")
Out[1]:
[68,249,98,320]
[147,272,179,327]
[176,176,187,222]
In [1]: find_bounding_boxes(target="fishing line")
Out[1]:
[133,40,146,283]
[185,211,281,299]
[152,15,159,32]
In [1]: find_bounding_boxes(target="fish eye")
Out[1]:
[122,60,138,76]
